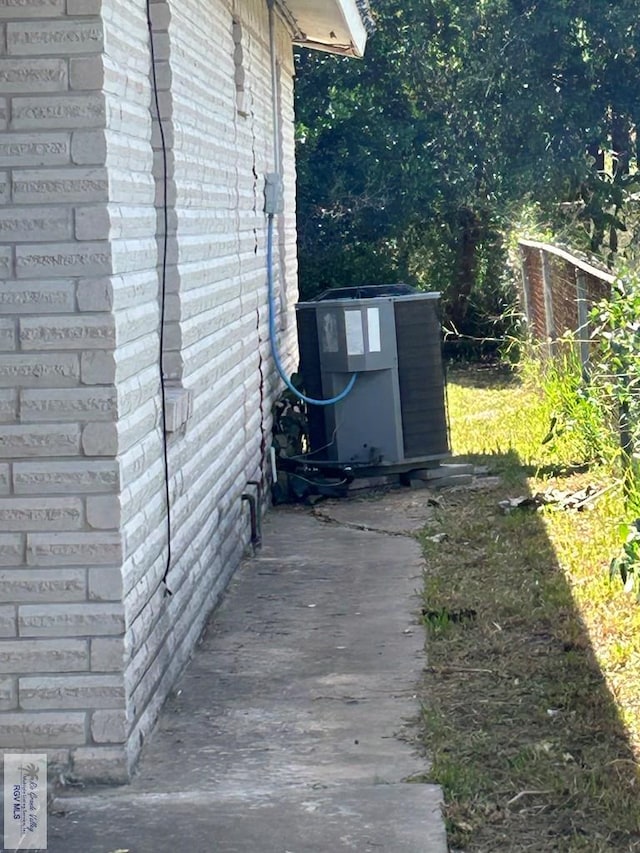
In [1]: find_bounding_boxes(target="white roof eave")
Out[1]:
[284,0,369,57]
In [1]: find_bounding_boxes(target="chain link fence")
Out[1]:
[518,239,640,476]
[518,239,614,366]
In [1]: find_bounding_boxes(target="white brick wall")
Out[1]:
[0,0,124,781]
[0,0,300,782]
[118,0,300,773]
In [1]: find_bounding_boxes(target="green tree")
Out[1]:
[295,0,640,348]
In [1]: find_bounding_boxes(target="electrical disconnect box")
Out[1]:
[295,285,450,468]
[264,172,284,215]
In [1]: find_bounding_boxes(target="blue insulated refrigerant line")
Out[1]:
[266,215,357,406]
[266,0,356,407]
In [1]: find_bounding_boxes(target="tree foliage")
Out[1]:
[294,0,640,348]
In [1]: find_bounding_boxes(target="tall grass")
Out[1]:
[524,343,620,470]
[447,344,619,476]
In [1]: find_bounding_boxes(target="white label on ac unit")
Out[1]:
[367,307,381,352]
[345,309,364,355]
[319,310,339,353]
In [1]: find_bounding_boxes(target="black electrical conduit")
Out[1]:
[145,0,359,588]
[146,0,173,596]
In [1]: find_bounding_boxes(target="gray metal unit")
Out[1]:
[295,285,450,467]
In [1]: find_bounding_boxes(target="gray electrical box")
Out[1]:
[295,285,450,467]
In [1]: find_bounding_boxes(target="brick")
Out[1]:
[13,460,118,495]
[117,403,157,455]
[0,424,80,457]
[75,207,110,241]
[82,422,117,456]
[0,638,88,673]
[0,58,66,93]
[164,386,193,432]
[70,56,104,90]
[118,368,158,419]
[153,60,171,92]
[118,305,157,347]
[16,242,111,278]
[0,245,11,277]
[0,389,17,422]
[20,674,124,710]
[27,532,122,566]
[113,337,158,384]
[122,503,164,566]
[0,463,8,495]
[0,281,74,313]
[151,118,173,150]
[0,605,15,636]
[0,498,82,531]
[91,637,124,672]
[107,207,157,242]
[0,207,72,242]
[20,315,115,350]
[148,1,170,29]
[76,276,111,310]
[0,569,85,602]
[20,388,117,421]
[90,709,127,743]
[0,133,69,167]
[13,168,108,204]
[19,603,124,637]
[66,0,101,14]
[12,95,105,131]
[86,495,120,530]
[109,271,158,312]
[81,351,115,385]
[0,534,22,566]
[0,0,64,18]
[0,712,86,746]
[151,90,171,122]
[70,746,128,783]
[0,677,16,710]
[7,21,103,55]
[111,239,157,276]
[0,354,80,388]
[0,169,8,203]
[89,567,123,601]
[71,129,106,165]
[0,318,15,350]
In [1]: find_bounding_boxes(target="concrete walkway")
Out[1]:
[48,491,448,852]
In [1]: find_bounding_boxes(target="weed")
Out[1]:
[421,607,453,635]
[610,521,640,600]
[536,342,617,467]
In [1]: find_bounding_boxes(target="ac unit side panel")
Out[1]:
[394,300,450,459]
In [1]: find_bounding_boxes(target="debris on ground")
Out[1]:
[498,484,608,514]
[427,532,449,544]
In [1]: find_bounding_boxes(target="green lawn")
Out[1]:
[419,364,640,851]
